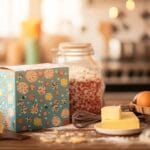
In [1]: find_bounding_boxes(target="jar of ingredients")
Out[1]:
[54,43,105,115]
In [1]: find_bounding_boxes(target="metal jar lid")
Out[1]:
[58,42,94,56]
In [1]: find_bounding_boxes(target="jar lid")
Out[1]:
[58,42,94,55]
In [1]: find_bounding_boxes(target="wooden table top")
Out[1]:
[0,95,149,150]
[0,125,150,150]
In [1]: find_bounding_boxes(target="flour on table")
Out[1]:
[91,136,134,144]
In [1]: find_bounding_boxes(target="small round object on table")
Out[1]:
[131,91,150,115]
[135,91,150,107]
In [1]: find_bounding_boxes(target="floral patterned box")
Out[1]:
[0,64,69,132]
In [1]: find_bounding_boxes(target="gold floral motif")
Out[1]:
[45,92,53,101]
[61,78,68,87]
[44,69,54,79]
[17,82,29,94]
[25,71,38,83]
[61,108,69,118]
[34,117,42,126]
[52,116,61,127]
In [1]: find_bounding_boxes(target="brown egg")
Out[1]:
[135,91,150,107]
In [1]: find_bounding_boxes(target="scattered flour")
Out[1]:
[91,136,134,145]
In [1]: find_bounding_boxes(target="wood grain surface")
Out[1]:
[0,127,150,150]
[0,97,149,150]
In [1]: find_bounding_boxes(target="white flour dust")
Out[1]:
[91,136,134,145]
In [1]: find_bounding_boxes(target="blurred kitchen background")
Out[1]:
[0,0,149,100]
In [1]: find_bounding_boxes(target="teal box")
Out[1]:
[0,64,69,132]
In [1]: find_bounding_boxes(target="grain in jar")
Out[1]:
[54,43,105,115]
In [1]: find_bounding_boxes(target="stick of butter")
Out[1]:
[101,106,121,121]
[101,106,140,130]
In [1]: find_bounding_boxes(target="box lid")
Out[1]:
[0,63,67,71]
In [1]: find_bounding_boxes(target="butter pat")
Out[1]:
[101,112,140,129]
[101,106,121,120]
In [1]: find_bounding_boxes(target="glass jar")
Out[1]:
[54,43,105,115]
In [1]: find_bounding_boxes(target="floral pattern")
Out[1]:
[61,78,68,87]
[52,116,61,126]
[17,82,29,94]
[44,69,54,79]
[37,86,46,95]
[34,117,42,126]
[61,108,69,118]
[25,71,38,83]
[45,92,53,101]
[28,94,35,101]
[0,66,69,132]
[31,104,38,114]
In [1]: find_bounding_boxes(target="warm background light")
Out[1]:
[126,0,135,11]
[109,7,119,19]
